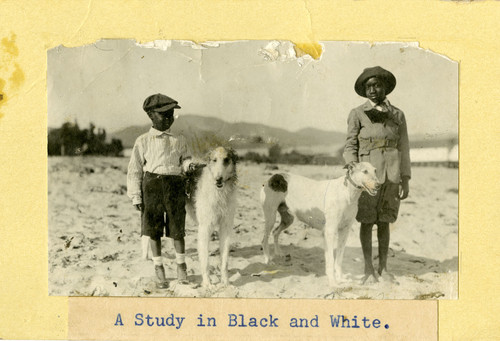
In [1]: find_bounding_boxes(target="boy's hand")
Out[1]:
[134,203,144,211]
[182,158,194,173]
[399,177,410,200]
[182,158,205,174]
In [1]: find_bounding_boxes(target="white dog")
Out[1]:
[185,147,238,287]
[260,162,380,287]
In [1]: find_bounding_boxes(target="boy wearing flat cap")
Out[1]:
[343,66,411,284]
[127,93,192,288]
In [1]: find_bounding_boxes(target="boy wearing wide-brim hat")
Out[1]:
[343,66,411,284]
[127,93,192,288]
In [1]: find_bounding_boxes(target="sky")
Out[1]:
[47,40,458,137]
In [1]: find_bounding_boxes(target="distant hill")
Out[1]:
[110,115,457,157]
[110,114,346,149]
[296,127,346,146]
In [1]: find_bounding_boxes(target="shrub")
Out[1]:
[48,122,124,156]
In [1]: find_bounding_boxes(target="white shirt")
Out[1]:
[368,98,391,112]
[127,127,190,205]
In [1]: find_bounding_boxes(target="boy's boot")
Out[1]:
[155,265,169,289]
[177,263,188,284]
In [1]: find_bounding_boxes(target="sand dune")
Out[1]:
[48,156,458,299]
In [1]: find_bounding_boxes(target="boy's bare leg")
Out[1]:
[174,238,188,284]
[173,238,185,254]
[150,238,162,257]
[150,238,168,288]
[360,223,378,284]
[377,222,389,274]
[377,222,396,283]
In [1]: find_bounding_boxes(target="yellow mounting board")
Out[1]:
[0,0,499,340]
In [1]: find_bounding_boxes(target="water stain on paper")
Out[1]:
[2,34,19,56]
[0,33,25,120]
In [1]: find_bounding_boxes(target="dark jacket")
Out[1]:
[343,100,411,183]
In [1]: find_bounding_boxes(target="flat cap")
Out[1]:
[143,93,181,113]
[354,66,396,97]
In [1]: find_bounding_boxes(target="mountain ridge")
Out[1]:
[111,114,346,149]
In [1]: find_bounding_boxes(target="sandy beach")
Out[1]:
[48,156,458,299]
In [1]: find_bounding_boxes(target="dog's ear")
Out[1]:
[205,149,214,162]
[228,147,239,164]
[343,161,356,171]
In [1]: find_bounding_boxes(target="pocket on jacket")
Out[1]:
[359,150,371,158]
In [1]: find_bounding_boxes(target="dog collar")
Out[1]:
[344,171,363,189]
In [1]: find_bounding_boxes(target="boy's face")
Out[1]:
[148,109,175,131]
[364,77,386,104]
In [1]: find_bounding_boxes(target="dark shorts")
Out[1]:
[141,172,186,240]
[356,181,400,224]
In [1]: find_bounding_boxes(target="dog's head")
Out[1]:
[206,147,238,188]
[345,162,381,196]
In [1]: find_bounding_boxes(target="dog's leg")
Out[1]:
[334,220,351,283]
[198,224,211,287]
[219,222,231,286]
[324,213,339,288]
[261,194,278,264]
[273,203,294,258]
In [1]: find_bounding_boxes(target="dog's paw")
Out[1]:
[335,272,350,283]
[264,256,274,265]
[202,279,215,289]
[327,278,338,288]
[220,276,230,286]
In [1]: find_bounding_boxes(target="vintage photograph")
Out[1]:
[48,40,458,299]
